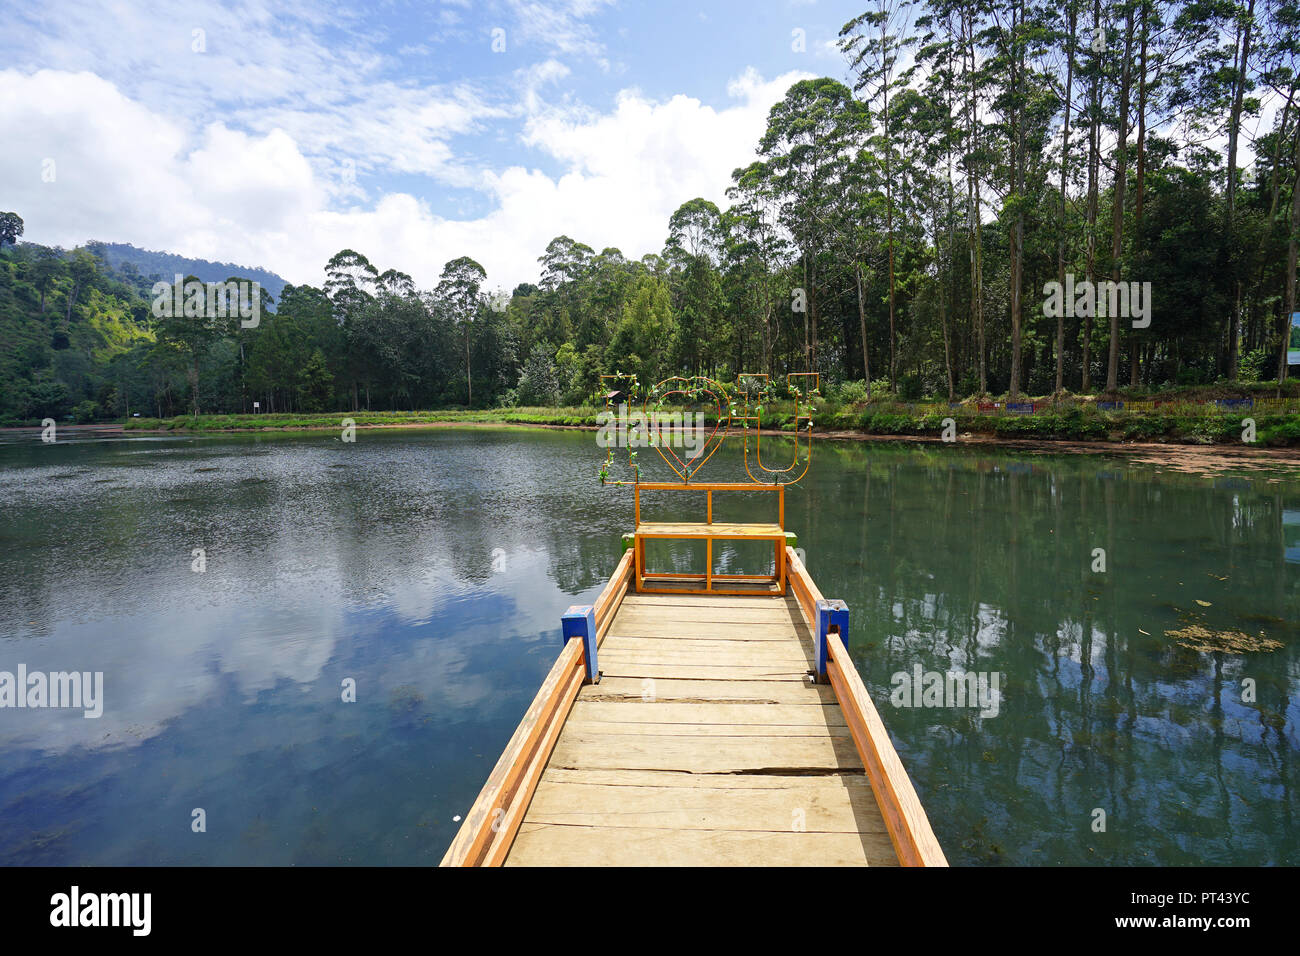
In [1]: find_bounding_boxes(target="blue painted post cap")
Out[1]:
[814,598,850,683]
[561,604,598,683]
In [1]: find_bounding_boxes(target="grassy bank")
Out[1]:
[114,399,1300,447]
[121,407,600,432]
[811,407,1300,447]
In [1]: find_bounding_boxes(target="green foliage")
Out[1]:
[298,349,334,412]
[1122,416,1176,440]
[5,1,1299,426]
[1259,418,1300,446]
[122,407,603,432]
[0,242,157,424]
[517,343,560,406]
[0,212,22,249]
[834,379,870,405]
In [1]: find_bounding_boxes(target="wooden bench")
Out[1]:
[632,484,788,596]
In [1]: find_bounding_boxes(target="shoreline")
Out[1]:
[6,418,1300,464]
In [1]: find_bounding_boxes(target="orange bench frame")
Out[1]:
[632,482,787,596]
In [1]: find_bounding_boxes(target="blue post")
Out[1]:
[562,605,599,683]
[815,598,850,683]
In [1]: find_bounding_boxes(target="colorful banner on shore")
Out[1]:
[1289,312,1300,366]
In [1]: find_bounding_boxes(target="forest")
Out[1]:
[1,0,1298,423]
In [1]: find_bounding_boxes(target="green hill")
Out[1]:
[86,241,287,301]
[0,239,276,424]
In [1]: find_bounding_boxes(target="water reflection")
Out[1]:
[0,429,624,864]
[0,429,1296,865]
[794,443,1299,865]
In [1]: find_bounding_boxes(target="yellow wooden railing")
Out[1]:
[785,546,948,867]
[440,550,634,866]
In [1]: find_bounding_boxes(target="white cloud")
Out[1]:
[0,64,810,290]
[506,0,616,57]
[7,0,506,192]
[516,58,573,114]
[1,0,817,290]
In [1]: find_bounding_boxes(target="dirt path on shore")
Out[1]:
[817,430,1300,475]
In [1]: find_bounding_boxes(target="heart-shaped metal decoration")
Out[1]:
[643,375,731,482]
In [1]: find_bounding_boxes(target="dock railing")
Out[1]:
[439,550,634,867]
[786,546,949,867]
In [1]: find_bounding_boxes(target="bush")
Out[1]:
[1260,417,1300,446]
[72,400,98,423]
[835,380,869,405]
[898,374,923,401]
[813,409,858,429]
[1122,417,1175,440]
[857,411,912,433]
[869,377,894,398]
[1239,349,1267,383]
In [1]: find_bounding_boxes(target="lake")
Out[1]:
[0,426,1296,865]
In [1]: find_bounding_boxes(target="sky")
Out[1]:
[0,0,867,293]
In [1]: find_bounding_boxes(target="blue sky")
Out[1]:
[1,0,865,291]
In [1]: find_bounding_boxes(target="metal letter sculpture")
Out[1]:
[596,372,819,488]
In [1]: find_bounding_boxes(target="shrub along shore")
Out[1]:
[110,386,1300,447]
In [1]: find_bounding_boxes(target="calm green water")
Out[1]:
[0,427,1296,865]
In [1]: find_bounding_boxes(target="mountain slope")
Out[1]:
[86,241,288,301]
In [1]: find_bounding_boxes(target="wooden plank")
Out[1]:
[609,612,805,631]
[605,621,812,641]
[604,626,799,643]
[620,594,800,610]
[439,639,584,867]
[827,633,948,867]
[598,652,812,671]
[561,718,853,738]
[596,662,810,681]
[635,573,776,582]
[538,767,861,789]
[599,653,812,672]
[600,636,812,663]
[569,701,847,726]
[547,730,863,773]
[635,576,783,596]
[637,522,785,537]
[636,482,785,492]
[602,634,808,651]
[635,585,783,597]
[612,604,797,624]
[521,778,885,832]
[505,824,898,867]
[582,677,838,704]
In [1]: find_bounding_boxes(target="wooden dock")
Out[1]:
[441,546,947,867]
